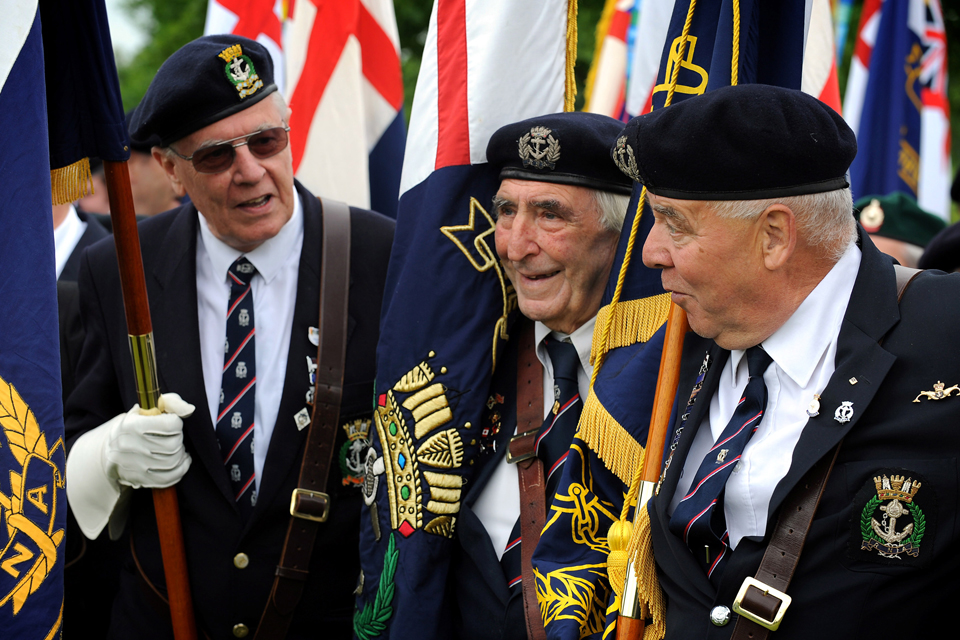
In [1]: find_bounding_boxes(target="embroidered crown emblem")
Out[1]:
[218,44,264,99]
[873,474,921,503]
[518,126,561,170]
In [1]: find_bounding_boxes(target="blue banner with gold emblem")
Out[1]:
[354,1,572,638]
[0,5,66,636]
[848,0,925,203]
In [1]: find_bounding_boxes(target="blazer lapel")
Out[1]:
[150,207,237,505]
[768,229,901,520]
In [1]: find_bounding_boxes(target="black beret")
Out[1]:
[129,35,277,148]
[854,192,945,248]
[919,222,960,272]
[125,109,153,154]
[612,84,857,200]
[487,112,634,195]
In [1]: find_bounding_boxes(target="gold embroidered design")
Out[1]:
[913,380,960,403]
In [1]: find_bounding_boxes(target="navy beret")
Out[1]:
[130,35,277,149]
[487,112,634,195]
[919,222,960,272]
[612,84,857,200]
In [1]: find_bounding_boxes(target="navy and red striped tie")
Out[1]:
[217,256,258,519]
[501,337,582,592]
[669,346,772,581]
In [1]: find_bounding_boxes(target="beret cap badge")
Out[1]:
[218,44,263,99]
[859,199,885,233]
[613,135,641,183]
[518,126,561,170]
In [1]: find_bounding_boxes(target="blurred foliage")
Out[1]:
[116,0,206,111]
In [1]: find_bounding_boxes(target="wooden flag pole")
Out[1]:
[616,304,689,640]
[103,160,198,640]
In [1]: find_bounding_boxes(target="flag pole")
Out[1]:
[616,304,688,640]
[103,160,198,640]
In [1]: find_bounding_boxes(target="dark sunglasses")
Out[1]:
[170,125,291,174]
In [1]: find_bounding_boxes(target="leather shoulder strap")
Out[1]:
[894,264,922,302]
[507,319,548,640]
[255,197,352,640]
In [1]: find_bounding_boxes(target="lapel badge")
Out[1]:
[339,419,372,486]
[305,356,318,404]
[308,327,320,347]
[834,401,854,424]
[218,44,263,99]
[913,380,960,403]
[519,126,560,170]
[806,394,821,417]
[294,407,311,431]
[860,474,925,559]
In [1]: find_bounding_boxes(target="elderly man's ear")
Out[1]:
[758,204,796,271]
[153,148,187,198]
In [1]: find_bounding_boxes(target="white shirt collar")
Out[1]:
[729,241,862,387]
[197,193,303,283]
[54,204,86,278]
[535,315,597,376]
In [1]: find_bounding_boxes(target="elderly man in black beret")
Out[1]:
[612,84,960,639]
[447,112,635,640]
[64,35,394,639]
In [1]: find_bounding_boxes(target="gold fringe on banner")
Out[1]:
[50,158,93,206]
[565,0,579,112]
[578,392,642,486]
[583,0,619,111]
[627,506,666,640]
[591,294,672,365]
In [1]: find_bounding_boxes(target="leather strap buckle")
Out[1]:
[506,429,539,464]
[732,576,792,631]
[289,488,331,522]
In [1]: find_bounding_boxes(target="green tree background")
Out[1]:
[116,0,960,173]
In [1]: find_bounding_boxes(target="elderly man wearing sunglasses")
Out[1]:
[64,35,394,639]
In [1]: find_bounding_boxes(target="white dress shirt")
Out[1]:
[669,242,861,549]
[196,195,304,490]
[474,316,596,559]
[54,204,87,278]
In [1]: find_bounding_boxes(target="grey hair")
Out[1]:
[710,188,856,261]
[593,189,631,233]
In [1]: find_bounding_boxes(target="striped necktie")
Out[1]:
[668,346,772,581]
[217,256,258,518]
[501,337,582,591]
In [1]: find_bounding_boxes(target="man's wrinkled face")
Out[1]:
[159,97,295,252]
[494,179,619,334]
[642,193,765,348]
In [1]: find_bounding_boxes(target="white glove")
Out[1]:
[67,393,195,540]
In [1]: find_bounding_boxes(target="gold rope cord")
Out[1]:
[565,0,579,112]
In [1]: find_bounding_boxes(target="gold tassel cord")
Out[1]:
[583,0,619,112]
[565,0,579,112]
[50,158,93,206]
[731,0,740,86]
[628,506,666,640]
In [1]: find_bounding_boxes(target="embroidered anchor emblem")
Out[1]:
[861,474,925,559]
[518,126,561,170]
[913,380,960,403]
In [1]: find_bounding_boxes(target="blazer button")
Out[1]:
[710,605,731,626]
[233,623,250,637]
[234,553,250,569]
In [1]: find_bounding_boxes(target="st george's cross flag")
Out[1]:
[354,1,571,638]
[205,0,406,218]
